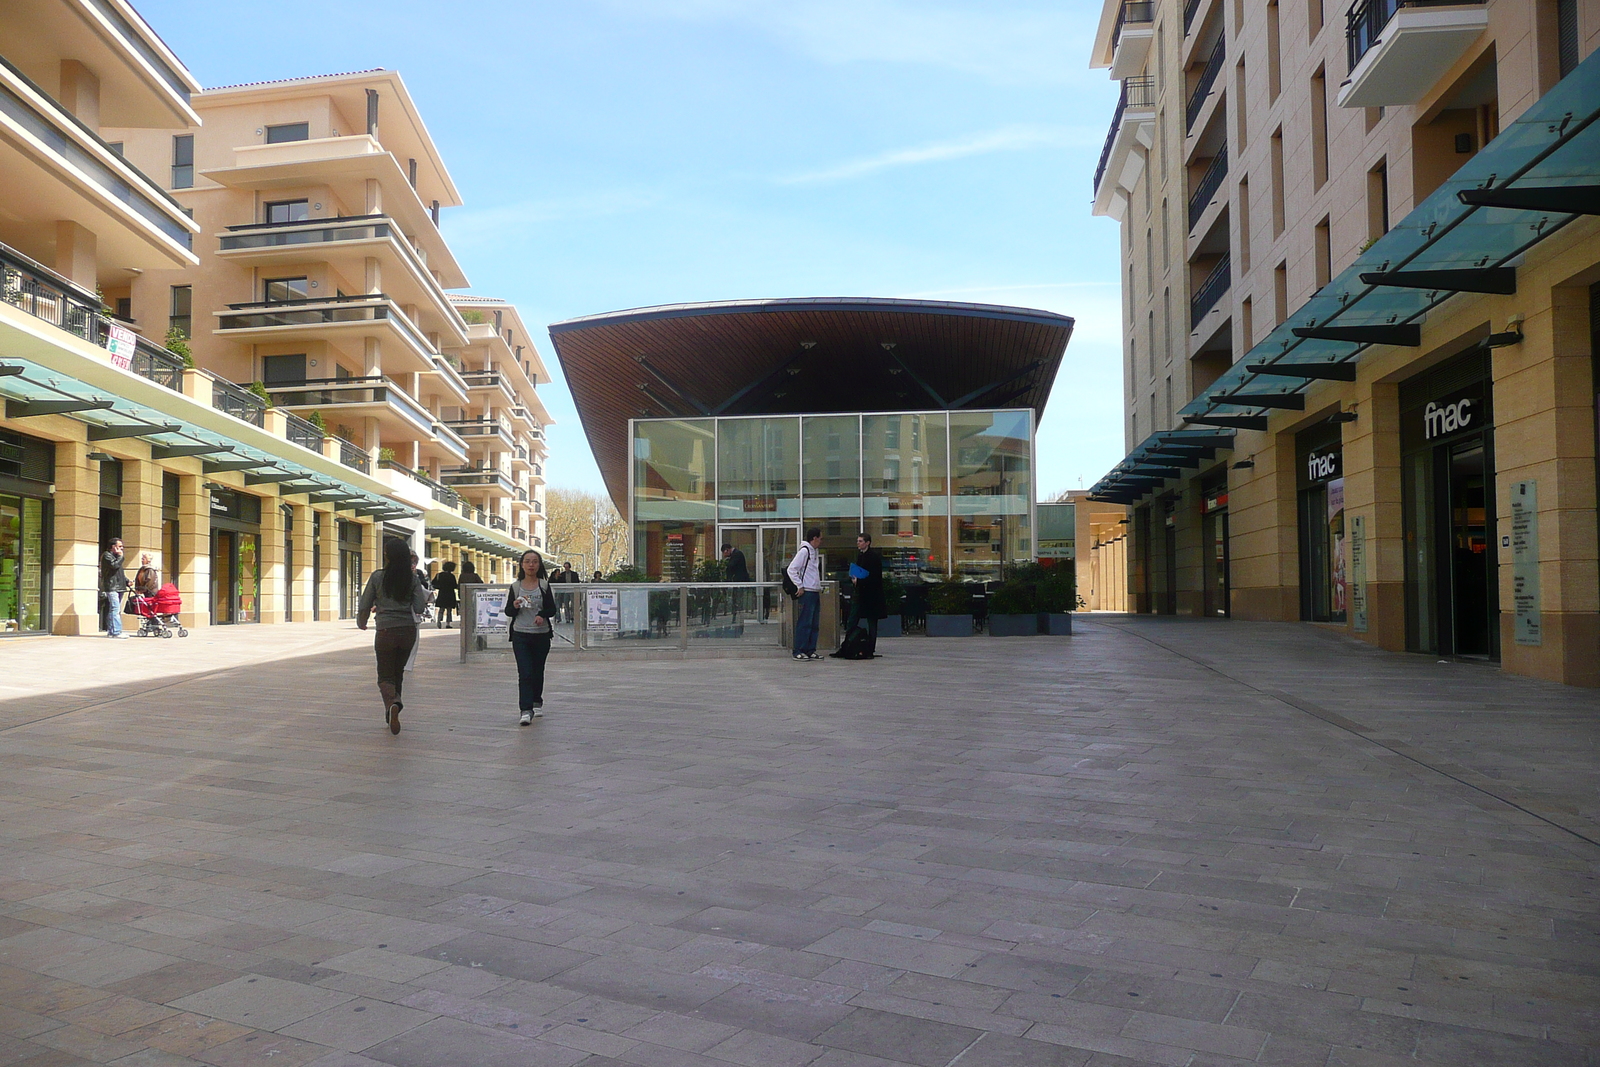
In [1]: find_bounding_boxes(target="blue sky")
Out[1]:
[140,0,1126,498]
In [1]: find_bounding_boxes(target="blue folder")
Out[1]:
[848,563,869,580]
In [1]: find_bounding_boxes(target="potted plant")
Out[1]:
[925,579,974,637]
[878,575,904,638]
[1037,571,1076,635]
[987,579,1040,636]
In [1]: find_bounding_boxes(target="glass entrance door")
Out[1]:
[212,530,235,624]
[1447,441,1495,658]
[719,524,800,626]
[757,525,800,583]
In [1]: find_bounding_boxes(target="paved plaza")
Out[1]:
[1,618,1597,1067]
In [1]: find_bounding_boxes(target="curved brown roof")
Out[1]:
[548,297,1074,510]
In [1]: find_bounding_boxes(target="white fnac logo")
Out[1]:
[1306,452,1339,481]
[1423,398,1473,440]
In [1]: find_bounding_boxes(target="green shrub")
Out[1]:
[377,447,396,463]
[882,574,905,614]
[603,562,650,583]
[693,557,725,582]
[247,380,273,408]
[928,579,974,615]
[307,410,328,433]
[1037,572,1078,613]
[163,326,194,368]
[988,579,1037,615]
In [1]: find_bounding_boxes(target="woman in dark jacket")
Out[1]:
[458,560,481,586]
[357,538,430,734]
[432,560,460,628]
[504,549,557,725]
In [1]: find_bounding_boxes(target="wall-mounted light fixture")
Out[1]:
[1231,458,1255,470]
[86,451,115,462]
[1329,411,1359,423]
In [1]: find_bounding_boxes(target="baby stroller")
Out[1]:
[132,583,189,638]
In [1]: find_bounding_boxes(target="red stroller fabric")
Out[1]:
[153,583,181,614]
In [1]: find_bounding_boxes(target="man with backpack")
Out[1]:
[786,528,823,661]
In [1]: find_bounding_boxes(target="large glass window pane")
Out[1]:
[717,417,799,522]
[950,409,1033,578]
[634,419,715,578]
[864,413,948,579]
[801,415,861,572]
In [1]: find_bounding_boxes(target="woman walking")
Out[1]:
[357,538,430,734]
[432,560,460,627]
[459,559,480,586]
[505,549,556,726]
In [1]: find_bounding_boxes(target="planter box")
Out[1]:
[989,613,1039,636]
[925,613,973,637]
[1040,612,1073,635]
[879,615,903,637]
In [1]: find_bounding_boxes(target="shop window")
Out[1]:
[1296,424,1346,623]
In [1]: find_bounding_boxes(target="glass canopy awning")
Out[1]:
[1092,48,1600,503]
[0,356,417,521]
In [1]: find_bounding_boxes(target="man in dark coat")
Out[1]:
[721,542,750,582]
[833,532,884,659]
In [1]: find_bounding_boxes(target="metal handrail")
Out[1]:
[339,437,371,473]
[213,377,267,427]
[224,213,385,232]
[1188,143,1228,230]
[1190,253,1231,327]
[219,219,391,251]
[1184,0,1204,33]
[129,336,186,391]
[225,293,390,310]
[1112,0,1154,50]
[1186,38,1225,132]
[1346,0,1482,72]
[1,239,102,343]
[1093,76,1156,197]
[283,411,324,451]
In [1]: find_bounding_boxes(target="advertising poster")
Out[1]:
[107,322,137,370]
[1326,478,1347,619]
[619,588,650,633]
[1511,480,1541,646]
[1350,514,1368,633]
[475,587,509,636]
[587,588,619,632]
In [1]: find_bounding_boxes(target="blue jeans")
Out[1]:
[511,630,552,709]
[106,590,123,636]
[793,590,820,655]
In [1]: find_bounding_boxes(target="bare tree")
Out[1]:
[544,487,629,575]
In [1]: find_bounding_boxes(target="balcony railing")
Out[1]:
[1,240,102,343]
[283,411,324,451]
[265,375,432,432]
[219,214,389,251]
[444,418,512,440]
[515,487,529,502]
[1190,253,1231,328]
[128,335,187,391]
[488,515,508,532]
[1346,0,1481,72]
[440,466,514,490]
[339,437,371,473]
[1186,38,1225,132]
[1188,143,1228,230]
[1183,0,1204,33]
[1112,0,1154,50]
[1093,76,1156,196]
[381,460,463,507]
[80,0,194,104]
[217,294,437,359]
[513,527,527,542]
[213,377,267,427]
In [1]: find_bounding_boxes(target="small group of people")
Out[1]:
[786,528,885,662]
[357,540,558,734]
[100,537,182,638]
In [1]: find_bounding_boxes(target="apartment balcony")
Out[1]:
[1188,143,1228,231]
[441,465,515,497]
[528,461,545,486]
[202,132,466,280]
[1185,38,1225,134]
[1190,253,1231,330]
[213,294,438,375]
[444,417,514,449]
[510,446,530,471]
[461,369,517,406]
[265,374,434,441]
[421,355,470,407]
[0,55,198,276]
[429,420,470,464]
[1110,1,1155,79]
[214,215,467,345]
[510,405,538,430]
[1338,0,1488,107]
[1092,76,1157,220]
[5,0,201,127]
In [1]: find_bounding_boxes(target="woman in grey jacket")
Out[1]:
[503,549,556,725]
[357,538,431,734]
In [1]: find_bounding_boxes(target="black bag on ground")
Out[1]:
[832,622,872,660]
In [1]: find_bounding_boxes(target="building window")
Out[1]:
[264,199,310,224]
[114,297,132,321]
[265,122,309,144]
[264,277,309,303]
[1557,0,1578,78]
[1368,160,1390,239]
[171,134,193,188]
[1314,216,1332,290]
[1311,66,1329,189]
[169,285,191,337]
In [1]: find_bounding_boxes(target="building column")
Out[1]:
[176,473,210,629]
[53,220,97,289]
[316,507,338,619]
[49,438,99,635]
[259,497,285,624]
[288,503,313,622]
[121,457,163,581]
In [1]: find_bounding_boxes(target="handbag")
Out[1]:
[123,595,141,615]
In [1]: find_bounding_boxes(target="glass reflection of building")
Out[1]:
[631,410,1033,581]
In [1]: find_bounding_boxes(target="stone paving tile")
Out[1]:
[3,619,1600,1066]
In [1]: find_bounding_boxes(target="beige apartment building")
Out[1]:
[0,2,546,635]
[1088,0,1600,684]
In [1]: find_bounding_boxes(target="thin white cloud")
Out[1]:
[778,126,1071,185]
[596,0,1097,86]
[443,189,661,248]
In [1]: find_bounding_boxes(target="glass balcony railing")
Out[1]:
[219,215,390,251]
[265,375,433,433]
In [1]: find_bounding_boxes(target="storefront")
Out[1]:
[630,409,1035,581]
[1297,424,1346,624]
[162,473,180,590]
[338,519,364,619]
[1401,348,1497,660]
[1200,472,1229,617]
[0,430,52,634]
[209,489,261,625]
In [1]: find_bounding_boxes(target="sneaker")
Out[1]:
[111,633,130,640]
[805,652,821,660]
[533,708,544,718]
[793,653,807,661]
[388,702,402,735]
[519,711,533,726]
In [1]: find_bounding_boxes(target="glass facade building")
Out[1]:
[632,409,1034,582]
